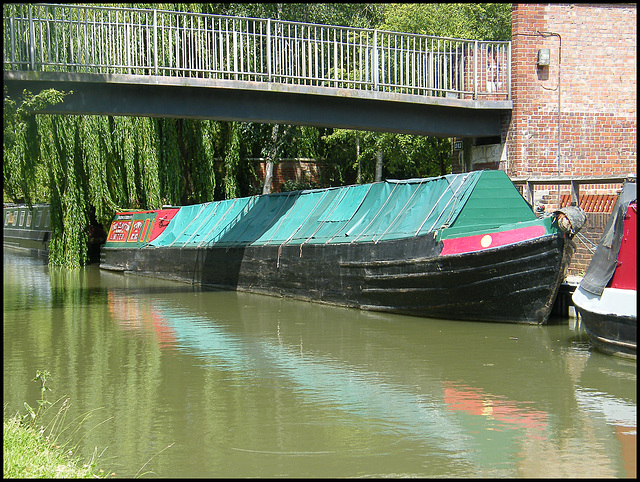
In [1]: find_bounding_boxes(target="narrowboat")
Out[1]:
[3,204,51,257]
[3,203,105,262]
[572,181,636,358]
[100,170,586,324]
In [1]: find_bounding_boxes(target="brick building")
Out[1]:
[253,159,324,192]
[452,3,637,274]
[506,3,636,184]
[454,4,636,186]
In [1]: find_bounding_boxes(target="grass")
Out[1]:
[3,415,107,478]
[3,371,113,479]
[4,370,174,478]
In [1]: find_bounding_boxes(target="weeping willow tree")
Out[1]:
[3,88,67,206]
[3,88,250,267]
[223,121,243,199]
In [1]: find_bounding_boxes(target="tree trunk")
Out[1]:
[356,135,361,183]
[375,148,383,182]
[262,124,280,194]
[263,161,274,195]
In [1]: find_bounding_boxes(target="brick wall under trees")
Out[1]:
[253,159,324,192]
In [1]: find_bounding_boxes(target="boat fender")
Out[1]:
[553,206,587,236]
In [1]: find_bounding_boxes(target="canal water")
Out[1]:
[3,250,636,478]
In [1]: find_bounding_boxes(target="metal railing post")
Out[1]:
[125,22,130,74]
[153,9,158,75]
[233,26,238,79]
[473,40,478,100]
[333,30,338,85]
[28,5,36,70]
[10,16,15,66]
[373,29,378,90]
[267,18,272,82]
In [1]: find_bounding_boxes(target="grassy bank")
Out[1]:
[4,371,112,478]
[3,415,107,478]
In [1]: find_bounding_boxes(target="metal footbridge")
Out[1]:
[3,3,512,137]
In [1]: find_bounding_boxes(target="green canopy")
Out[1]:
[150,170,537,248]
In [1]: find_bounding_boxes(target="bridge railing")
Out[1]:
[3,3,511,100]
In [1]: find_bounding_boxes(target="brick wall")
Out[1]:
[506,4,635,276]
[569,212,610,276]
[507,3,636,196]
[253,159,324,192]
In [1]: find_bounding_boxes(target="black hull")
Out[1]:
[4,230,103,263]
[3,204,103,263]
[577,308,637,359]
[100,233,573,325]
[3,227,50,258]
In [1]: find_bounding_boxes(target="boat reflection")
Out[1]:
[104,286,636,476]
[574,353,637,478]
[108,291,177,349]
[442,381,548,434]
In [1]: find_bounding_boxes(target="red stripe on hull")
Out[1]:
[440,225,546,256]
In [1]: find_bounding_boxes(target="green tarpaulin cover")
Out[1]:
[149,170,537,248]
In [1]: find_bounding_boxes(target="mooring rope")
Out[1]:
[574,231,598,254]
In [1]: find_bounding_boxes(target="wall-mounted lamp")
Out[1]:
[537,48,551,66]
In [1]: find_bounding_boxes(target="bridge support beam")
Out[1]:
[4,72,511,138]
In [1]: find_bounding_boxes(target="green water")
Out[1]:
[3,250,636,478]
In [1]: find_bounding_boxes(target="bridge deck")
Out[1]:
[4,3,511,136]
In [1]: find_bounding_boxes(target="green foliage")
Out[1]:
[380,3,512,41]
[193,3,385,27]
[3,88,69,205]
[178,119,217,204]
[321,129,451,185]
[156,118,182,206]
[3,416,107,478]
[136,117,162,209]
[21,370,53,427]
[280,179,319,192]
[4,88,230,266]
[223,122,242,199]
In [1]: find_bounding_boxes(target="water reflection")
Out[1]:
[3,251,637,478]
[105,281,636,477]
[109,291,473,462]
